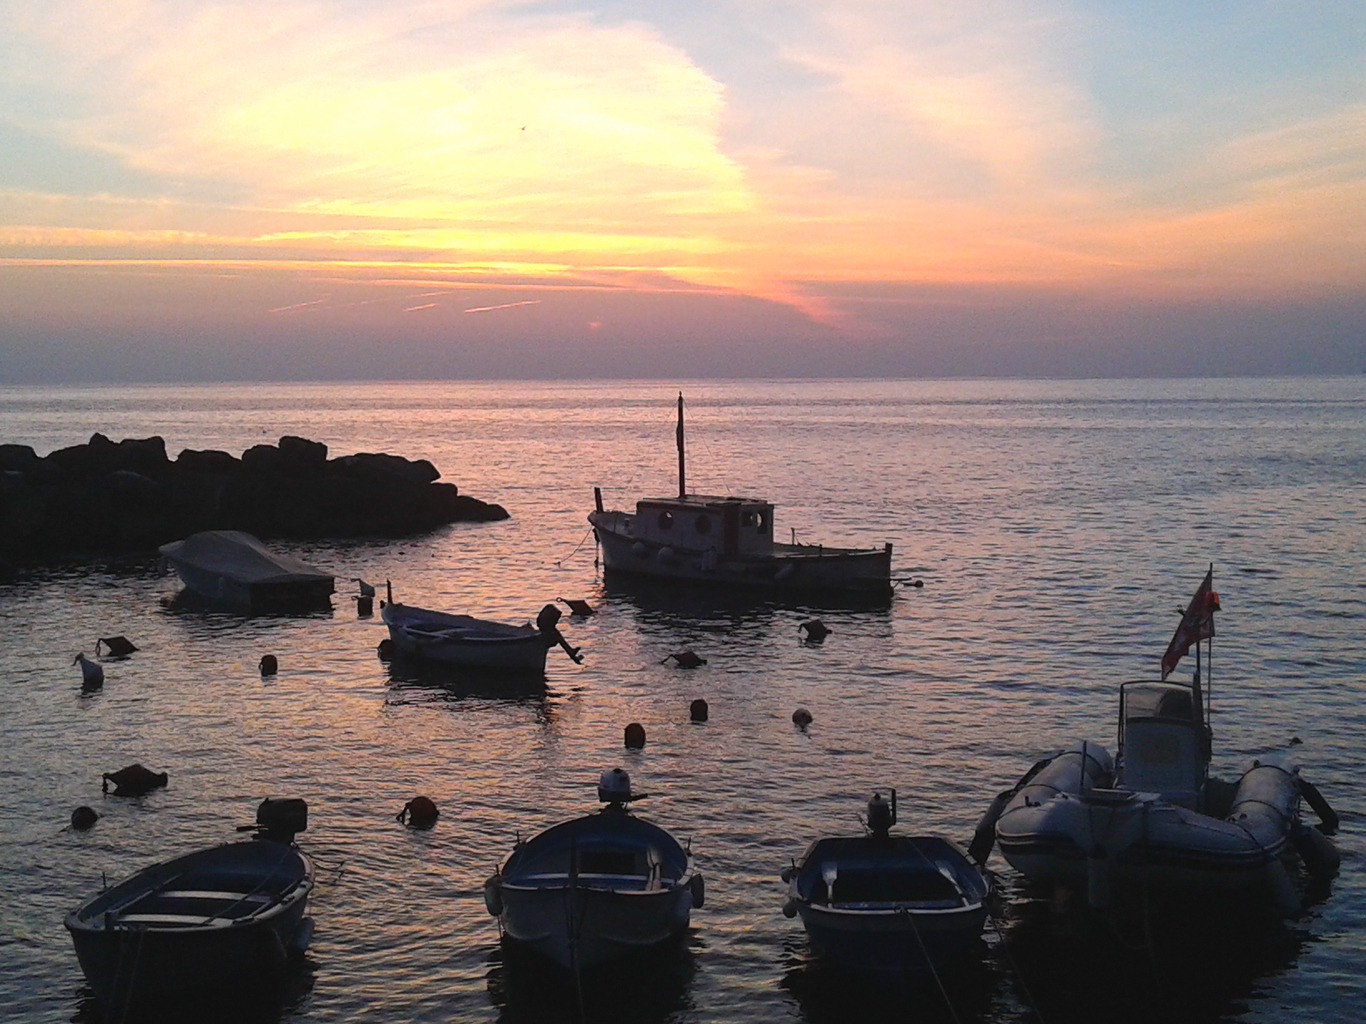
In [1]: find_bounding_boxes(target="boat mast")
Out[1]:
[676,392,686,499]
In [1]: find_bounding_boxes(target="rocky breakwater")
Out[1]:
[0,433,509,563]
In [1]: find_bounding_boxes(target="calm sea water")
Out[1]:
[0,378,1362,1024]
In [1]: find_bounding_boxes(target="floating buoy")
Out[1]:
[662,650,706,669]
[377,638,395,661]
[397,796,439,828]
[558,597,595,616]
[96,636,138,657]
[624,722,647,749]
[259,654,278,676]
[690,698,709,722]
[102,763,168,796]
[689,873,705,909]
[798,619,831,642]
[73,652,103,689]
[356,595,374,617]
[792,707,813,729]
[70,806,99,830]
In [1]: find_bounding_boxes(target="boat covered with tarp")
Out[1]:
[159,530,334,610]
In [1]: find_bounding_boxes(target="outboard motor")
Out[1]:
[598,768,645,808]
[867,790,897,839]
[254,797,308,843]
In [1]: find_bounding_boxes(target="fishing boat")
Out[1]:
[483,769,703,971]
[382,583,582,674]
[781,791,992,973]
[588,395,894,598]
[65,798,315,1004]
[974,567,1340,914]
[159,530,334,611]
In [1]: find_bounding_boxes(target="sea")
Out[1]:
[0,377,1361,1024]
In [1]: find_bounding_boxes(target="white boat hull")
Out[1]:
[995,743,1303,906]
[592,512,892,597]
[383,602,551,673]
[498,882,694,970]
[487,807,699,970]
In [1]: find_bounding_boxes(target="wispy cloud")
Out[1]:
[2,0,1364,338]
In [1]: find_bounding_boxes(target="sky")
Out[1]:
[1,0,1364,382]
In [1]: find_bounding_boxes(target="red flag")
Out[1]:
[1160,566,1220,679]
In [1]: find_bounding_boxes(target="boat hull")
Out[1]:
[383,602,550,673]
[499,883,694,970]
[591,513,892,597]
[995,743,1302,905]
[159,531,334,611]
[489,810,698,970]
[65,840,314,1004]
[785,835,990,974]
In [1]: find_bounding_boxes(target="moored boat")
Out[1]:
[975,567,1340,914]
[588,395,894,598]
[381,583,582,674]
[484,769,703,971]
[65,798,315,1004]
[159,530,334,611]
[781,791,992,973]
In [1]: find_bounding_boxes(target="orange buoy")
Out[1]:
[624,722,647,749]
[397,796,440,828]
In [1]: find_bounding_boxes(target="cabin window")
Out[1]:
[695,514,712,535]
[741,510,756,527]
[657,510,674,530]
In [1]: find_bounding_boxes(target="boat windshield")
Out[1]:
[1121,682,1196,723]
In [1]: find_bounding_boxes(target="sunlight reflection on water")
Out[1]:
[1,378,1363,1024]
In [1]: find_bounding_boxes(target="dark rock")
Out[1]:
[0,444,40,474]
[241,443,284,472]
[278,435,327,467]
[114,437,169,477]
[0,432,508,562]
[176,448,240,474]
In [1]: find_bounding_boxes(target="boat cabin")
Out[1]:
[1115,680,1211,808]
[633,495,775,558]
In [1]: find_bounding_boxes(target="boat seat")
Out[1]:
[157,890,272,902]
[115,913,236,926]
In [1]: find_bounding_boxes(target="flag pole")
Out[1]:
[676,392,686,499]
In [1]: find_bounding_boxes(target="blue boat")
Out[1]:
[782,792,991,973]
[65,799,315,1004]
[484,770,703,970]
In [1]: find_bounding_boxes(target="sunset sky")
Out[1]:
[2,1,1363,381]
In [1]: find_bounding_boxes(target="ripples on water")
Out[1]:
[0,378,1362,1024]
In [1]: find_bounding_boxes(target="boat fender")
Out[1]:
[632,541,648,559]
[1265,859,1300,918]
[780,864,796,884]
[291,916,316,955]
[1086,847,1111,909]
[658,546,678,565]
[969,789,1014,865]
[484,874,503,916]
[781,898,798,919]
[262,928,289,969]
[1291,821,1341,879]
[689,872,705,909]
[774,564,795,582]
[1298,778,1340,833]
